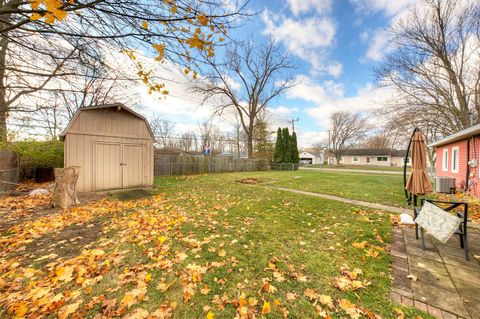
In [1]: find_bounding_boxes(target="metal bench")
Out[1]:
[414,198,469,260]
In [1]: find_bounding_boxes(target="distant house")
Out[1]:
[428,124,480,195]
[334,149,410,167]
[299,151,323,165]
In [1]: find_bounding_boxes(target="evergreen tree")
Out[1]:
[273,127,283,163]
[253,118,274,158]
[282,127,292,163]
[291,131,300,163]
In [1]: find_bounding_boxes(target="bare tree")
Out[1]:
[361,127,400,149]
[194,39,295,158]
[150,116,176,148]
[0,0,247,140]
[178,132,197,152]
[198,121,226,154]
[376,0,480,140]
[328,111,370,164]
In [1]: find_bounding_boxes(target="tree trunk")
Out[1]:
[334,153,341,165]
[0,11,10,142]
[53,166,80,209]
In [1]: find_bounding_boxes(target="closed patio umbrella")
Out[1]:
[406,131,433,195]
[405,130,433,240]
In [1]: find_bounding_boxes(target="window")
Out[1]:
[452,147,459,173]
[442,149,449,171]
[353,156,359,162]
[377,157,388,162]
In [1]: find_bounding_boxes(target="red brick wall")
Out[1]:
[435,138,480,197]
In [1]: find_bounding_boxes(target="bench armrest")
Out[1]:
[423,198,467,205]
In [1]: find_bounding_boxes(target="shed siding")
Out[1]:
[64,107,154,193]
[69,109,151,139]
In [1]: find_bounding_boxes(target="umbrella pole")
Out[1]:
[414,194,418,239]
[404,128,419,205]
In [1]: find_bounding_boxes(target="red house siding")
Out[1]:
[435,137,480,197]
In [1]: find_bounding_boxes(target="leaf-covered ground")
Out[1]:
[0,173,431,318]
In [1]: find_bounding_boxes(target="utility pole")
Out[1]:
[289,117,299,132]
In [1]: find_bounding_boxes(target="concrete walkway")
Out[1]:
[271,186,405,213]
[271,186,480,231]
[391,227,480,319]
[301,167,404,175]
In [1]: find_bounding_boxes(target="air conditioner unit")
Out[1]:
[434,176,456,193]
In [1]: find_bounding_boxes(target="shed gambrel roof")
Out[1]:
[59,103,155,141]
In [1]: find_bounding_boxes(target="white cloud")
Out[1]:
[350,0,417,16]
[326,62,343,78]
[296,130,329,147]
[286,75,394,128]
[352,0,421,62]
[287,0,332,16]
[262,10,342,77]
[364,29,393,61]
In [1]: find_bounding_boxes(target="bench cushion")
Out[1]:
[415,201,462,243]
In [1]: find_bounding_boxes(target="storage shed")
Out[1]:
[299,151,322,165]
[59,104,155,192]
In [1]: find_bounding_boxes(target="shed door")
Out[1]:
[95,142,122,190]
[122,144,145,188]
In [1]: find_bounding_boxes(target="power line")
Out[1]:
[288,117,300,132]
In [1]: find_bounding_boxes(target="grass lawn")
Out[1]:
[239,170,407,207]
[308,165,409,172]
[0,173,429,318]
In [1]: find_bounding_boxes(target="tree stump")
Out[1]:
[54,166,80,209]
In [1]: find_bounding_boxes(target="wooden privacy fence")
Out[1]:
[154,154,270,176]
[0,150,19,192]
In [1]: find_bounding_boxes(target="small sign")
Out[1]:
[204,145,212,155]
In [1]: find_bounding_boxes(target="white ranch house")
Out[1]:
[329,149,410,167]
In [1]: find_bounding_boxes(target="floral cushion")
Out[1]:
[415,201,462,243]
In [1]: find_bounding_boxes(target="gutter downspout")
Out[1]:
[465,137,471,192]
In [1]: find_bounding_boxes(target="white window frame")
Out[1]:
[452,147,459,173]
[442,149,449,172]
[353,156,359,162]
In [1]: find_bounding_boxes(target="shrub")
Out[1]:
[1,140,64,169]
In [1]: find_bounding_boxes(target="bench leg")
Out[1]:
[414,196,419,240]
[464,236,469,261]
[414,209,419,240]
[420,227,425,250]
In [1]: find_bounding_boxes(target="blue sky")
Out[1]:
[142,0,416,146]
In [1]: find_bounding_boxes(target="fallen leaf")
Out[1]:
[286,292,298,302]
[58,301,81,319]
[262,301,271,315]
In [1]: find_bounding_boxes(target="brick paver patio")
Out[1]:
[391,226,480,319]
